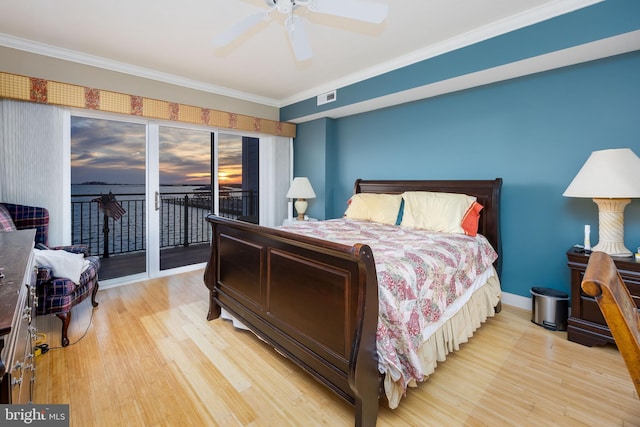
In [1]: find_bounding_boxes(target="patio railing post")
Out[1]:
[102,213,110,258]
[183,194,189,247]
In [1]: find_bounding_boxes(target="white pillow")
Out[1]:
[401,191,477,234]
[33,249,85,284]
[344,193,403,225]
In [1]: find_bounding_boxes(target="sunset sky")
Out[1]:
[71,116,242,186]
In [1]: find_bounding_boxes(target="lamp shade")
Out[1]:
[563,148,640,198]
[286,177,316,199]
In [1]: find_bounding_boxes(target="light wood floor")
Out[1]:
[34,270,640,426]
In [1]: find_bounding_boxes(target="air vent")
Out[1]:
[317,90,337,106]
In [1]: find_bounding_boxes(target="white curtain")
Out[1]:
[0,99,66,244]
[259,135,292,227]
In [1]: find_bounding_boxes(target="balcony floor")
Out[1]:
[98,243,211,280]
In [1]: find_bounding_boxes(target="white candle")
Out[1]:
[584,224,591,251]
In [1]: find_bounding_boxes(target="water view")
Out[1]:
[71,183,214,258]
[70,116,257,277]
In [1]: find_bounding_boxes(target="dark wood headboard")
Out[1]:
[353,178,503,276]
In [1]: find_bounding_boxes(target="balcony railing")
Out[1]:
[71,189,257,258]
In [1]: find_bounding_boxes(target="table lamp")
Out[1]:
[563,148,640,256]
[286,177,316,220]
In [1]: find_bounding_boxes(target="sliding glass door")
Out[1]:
[71,116,147,280]
[218,133,259,224]
[71,114,263,281]
[157,126,212,271]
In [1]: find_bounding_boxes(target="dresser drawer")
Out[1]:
[0,230,37,404]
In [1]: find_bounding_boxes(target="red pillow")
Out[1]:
[461,201,483,236]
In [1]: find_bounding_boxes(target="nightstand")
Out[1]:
[566,247,640,346]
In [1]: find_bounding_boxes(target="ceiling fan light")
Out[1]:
[217,0,386,61]
[276,0,294,14]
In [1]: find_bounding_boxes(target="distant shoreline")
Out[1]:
[74,182,239,187]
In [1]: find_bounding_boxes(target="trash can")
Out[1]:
[530,287,569,331]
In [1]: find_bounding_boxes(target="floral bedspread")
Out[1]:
[280,218,498,392]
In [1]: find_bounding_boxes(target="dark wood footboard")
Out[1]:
[203,178,502,426]
[203,216,383,426]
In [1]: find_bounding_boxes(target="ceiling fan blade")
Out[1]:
[309,0,388,24]
[213,11,268,47]
[285,15,313,61]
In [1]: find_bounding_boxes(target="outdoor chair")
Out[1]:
[0,202,100,347]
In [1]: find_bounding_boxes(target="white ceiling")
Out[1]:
[0,0,601,107]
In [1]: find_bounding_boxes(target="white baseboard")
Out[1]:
[501,291,532,311]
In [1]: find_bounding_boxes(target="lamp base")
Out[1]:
[294,198,308,221]
[592,198,632,257]
[591,241,632,257]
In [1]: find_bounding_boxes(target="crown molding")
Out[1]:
[280,0,604,107]
[0,32,281,108]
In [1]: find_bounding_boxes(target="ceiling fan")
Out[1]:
[213,0,389,61]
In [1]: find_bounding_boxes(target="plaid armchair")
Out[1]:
[0,203,100,347]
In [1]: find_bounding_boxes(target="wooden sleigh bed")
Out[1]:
[203,179,502,426]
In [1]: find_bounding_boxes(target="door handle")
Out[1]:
[155,191,160,211]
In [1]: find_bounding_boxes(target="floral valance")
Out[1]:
[0,71,295,137]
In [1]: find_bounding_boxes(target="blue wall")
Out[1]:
[291,118,333,219]
[292,50,640,299]
[286,1,640,299]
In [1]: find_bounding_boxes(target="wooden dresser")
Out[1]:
[566,247,640,347]
[0,229,37,404]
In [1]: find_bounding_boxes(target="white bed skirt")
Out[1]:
[220,308,250,330]
[384,268,502,408]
